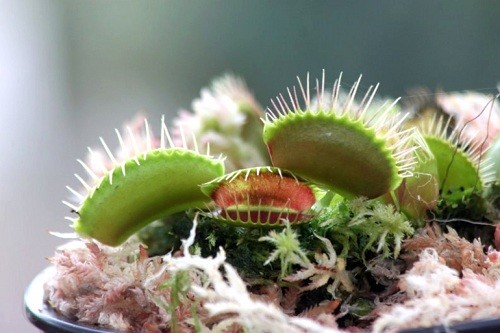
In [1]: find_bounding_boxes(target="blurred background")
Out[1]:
[1,1,499,331]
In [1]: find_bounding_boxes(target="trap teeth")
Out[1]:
[201,167,317,226]
[421,115,494,193]
[66,117,225,247]
[262,72,422,198]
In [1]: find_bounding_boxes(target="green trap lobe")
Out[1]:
[75,149,225,246]
[264,114,396,198]
[425,136,482,193]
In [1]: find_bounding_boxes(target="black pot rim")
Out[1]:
[25,267,500,333]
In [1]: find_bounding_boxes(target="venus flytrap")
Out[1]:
[57,73,425,318]
[201,166,317,226]
[406,113,497,225]
[64,117,225,246]
[262,72,424,199]
[44,71,500,333]
[387,92,499,223]
[421,115,495,195]
[64,72,423,251]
